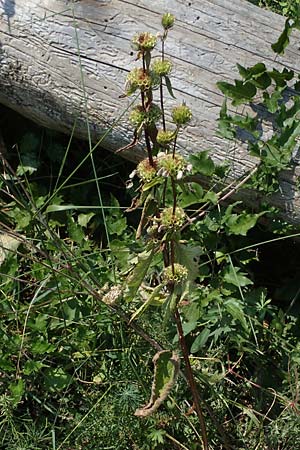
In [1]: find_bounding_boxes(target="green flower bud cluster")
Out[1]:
[162,13,175,30]
[160,206,186,230]
[163,263,188,283]
[126,68,160,94]
[129,104,162,128]
[156,129,176,146]
[152,59,172,77]
[172,104,192,126]
[157,153,192,180]
[131,32,157,52]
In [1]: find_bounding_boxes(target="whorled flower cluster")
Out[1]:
[160,206,186,230]
[126,68,160,95]
[129,104,162,128]
[131,32,157,52]
[163,263,188,283]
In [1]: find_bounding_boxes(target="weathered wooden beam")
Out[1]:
[1,0,300,223]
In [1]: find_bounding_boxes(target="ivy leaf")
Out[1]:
[236,63,270,89]
[218,100,236,140]
[225,211,265,236]
[179,182,203,207]
[263,90,283,114]
[268,68,294,87]
[271,19,293,55]
[135,350,180,417]
[189,151,215,176]
[217,80,257,106]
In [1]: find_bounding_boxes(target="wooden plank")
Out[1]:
[1,0,300,222]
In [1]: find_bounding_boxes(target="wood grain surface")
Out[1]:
[1,0,300,222]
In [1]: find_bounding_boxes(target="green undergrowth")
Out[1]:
[1,7,300,450]
[248,0,300,18]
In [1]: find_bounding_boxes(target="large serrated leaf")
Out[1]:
[135,350,180,417]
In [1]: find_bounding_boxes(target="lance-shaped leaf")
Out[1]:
[126,247,155,300]
[135,350,180,417]
[129,283,165,323]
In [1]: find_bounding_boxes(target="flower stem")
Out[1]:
[174,308,209,450]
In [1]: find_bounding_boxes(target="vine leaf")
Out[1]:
[216,80,256,106]
[271,18,293,55]
[135,350,180,417]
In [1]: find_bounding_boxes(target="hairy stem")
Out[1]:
[174,308,209,450]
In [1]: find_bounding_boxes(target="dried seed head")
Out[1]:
[102,285,122,306]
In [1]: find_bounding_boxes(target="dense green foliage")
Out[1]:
[1,6,300,450]
[248,0,300,17]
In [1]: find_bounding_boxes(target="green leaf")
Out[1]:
[222,265,253,288]
[9,379,25,404]
[129,283,165,323]
[225,211,265,236]
[174,242,203,280]
[126,248,155,300]
[78,212,95,228]
[44,367,72,391]
[263,90,283,113]
[189,151,215,176]
[68,217,85,244]
[164,75,176,98]
[271,19,293,55]
[191,328,210,353]
[23,360,45,375]
[179,182,203,207]
[135,350,180,417]
[217,80,257,106]
[218,100,236,140]
[224,298,248,330]
[31,339,56,355]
